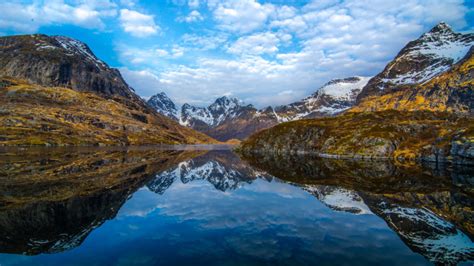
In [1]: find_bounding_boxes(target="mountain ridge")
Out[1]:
[147,76,370,141]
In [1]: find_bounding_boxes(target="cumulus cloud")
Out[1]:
[181,33,229,50]
[177,10,204,23]
[188,0,200,9]
[228,32,281,55]
[119,8,159,37]
[137,0,470,107]
[211,0,275,33]
[0,0,117,33]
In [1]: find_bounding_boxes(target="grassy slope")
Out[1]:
[239,111,473,162]
[0,78,217,146]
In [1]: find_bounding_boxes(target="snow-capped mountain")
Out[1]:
[147,77,369,141]
[147,92,179,121]
[180,96,245,128]
[358,22,474,101]
[274,76,371,122]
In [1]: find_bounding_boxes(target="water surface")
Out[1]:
[0,146,473,265]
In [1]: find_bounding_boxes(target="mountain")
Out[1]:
[274,76,371,121]
[180,96,244,128]
[0,34,216,145]
[147,92,179,121]
[148,76,370,141]
[238,23,474,163]
[0,34,135,98]
[352,46,474,113]
[357,22,474,102]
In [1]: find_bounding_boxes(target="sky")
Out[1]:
[1,0,473,108]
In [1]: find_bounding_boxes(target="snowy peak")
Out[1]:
[52,36,107,69]
[147,92,179,121]
[314,76,370,101]
[274,76,370,121]
[180,96,245,127]
[357,22,474,101]
[181,104,214,127]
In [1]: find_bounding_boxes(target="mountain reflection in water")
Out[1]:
[0,147,472,266]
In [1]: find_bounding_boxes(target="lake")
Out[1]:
[0,146,473,265]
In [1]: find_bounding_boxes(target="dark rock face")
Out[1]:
[357,22,474,102]
[0,34,135,99]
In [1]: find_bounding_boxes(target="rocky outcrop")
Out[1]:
[238,111,474,164]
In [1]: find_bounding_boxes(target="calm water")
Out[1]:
[0,146,473,266]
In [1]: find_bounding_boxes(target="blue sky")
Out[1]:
[1,0,473,107]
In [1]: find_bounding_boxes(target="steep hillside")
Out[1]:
[238,111,474,164]
[0,78,215,146]
[352,47,474,113]
[0,34,216,145]
[357,22,474,102]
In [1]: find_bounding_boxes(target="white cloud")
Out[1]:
[181,33,229,50]
[127,0,470,108]
[0,1,117,33]
[171,45,185,57]
[188,0,200,9]
[178,10,204,23]
[211,0,275,33]
[119,9,159,37]
[119,68,166,98]
[228,32,280,55]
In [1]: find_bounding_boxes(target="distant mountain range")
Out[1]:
[148,76,370,141]
[149,23,473,142]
